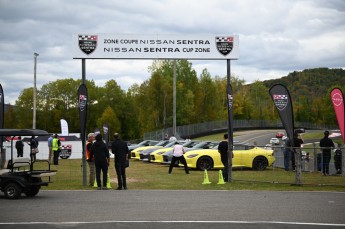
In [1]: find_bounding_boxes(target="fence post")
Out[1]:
[340,147,345,176]
[313,142,318,174]
[295,148,302,185]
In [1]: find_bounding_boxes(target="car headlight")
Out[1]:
[187,154,198,158]
[157,151,165,155]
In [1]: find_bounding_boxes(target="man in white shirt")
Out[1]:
[168,142,189,174]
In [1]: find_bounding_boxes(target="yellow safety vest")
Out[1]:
[52,138,59,151]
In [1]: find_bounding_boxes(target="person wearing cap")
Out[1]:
[218,133,229,180]
[90,134,110,190]
[319,130,335,175]
[111,133,129,190]
[86,133,95,186]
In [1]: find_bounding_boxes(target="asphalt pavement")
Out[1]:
[0,190,344,229]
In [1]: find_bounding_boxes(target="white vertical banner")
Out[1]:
[60,119,69,136]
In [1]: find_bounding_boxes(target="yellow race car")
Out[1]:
[150,140,200,163]
[183,143,275,171]
[131,140,170,160]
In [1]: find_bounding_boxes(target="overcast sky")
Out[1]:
[1,0,344,104]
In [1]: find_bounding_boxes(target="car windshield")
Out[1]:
[155,141,169,146]
[138,140,149,146]
[166,141,186,147]
[212,144,219,149]
[196,142,218,149]
[165,142,176,147]
[182,141,199,147]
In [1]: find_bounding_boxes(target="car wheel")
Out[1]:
[252,156,268,171]
[197,157,213,171]
[4,183,22,199]
[25,186,40,197]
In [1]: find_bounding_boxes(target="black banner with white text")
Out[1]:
[78,84,88,142]
[269,84,295,144]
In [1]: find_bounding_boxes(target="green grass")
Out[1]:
[35,130,344,192]
[39,159,345,192]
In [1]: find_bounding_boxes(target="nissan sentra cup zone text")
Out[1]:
[183,143,275,171]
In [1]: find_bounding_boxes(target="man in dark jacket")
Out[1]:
[218,133,229,181]
[15,136,24,158]
[111,133,129,190]
[319,131,335,175]
[90,134,110,190]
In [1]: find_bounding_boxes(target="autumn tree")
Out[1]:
[96,106,121,137]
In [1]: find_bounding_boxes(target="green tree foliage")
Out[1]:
[4,105,16,128]
[15,88,34,128]
[264,68,345,126]
[247,81,272,120]
[194,68,219,122]
[6,66,345,140]
[96,106,121,137]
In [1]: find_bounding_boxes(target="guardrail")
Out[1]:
[144,120,337,140]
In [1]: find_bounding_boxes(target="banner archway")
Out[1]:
[73,34,239,184]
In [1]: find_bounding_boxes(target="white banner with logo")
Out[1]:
[73,34,239,60]
[60,119,69,136]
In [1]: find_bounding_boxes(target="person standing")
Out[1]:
[15,136,24,158]
[86,133,95,186]
[90,134,110,190]
[319,131,335,175]
[52,134,61,165]
[47,135,54,164]
[111,133,129,190]
[218,133,229,181]
[28,136,39,162]
[334,144,342,175]
[283,137,292,171]
[168,142,189,174]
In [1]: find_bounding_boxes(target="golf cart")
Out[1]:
[0,129,57,199]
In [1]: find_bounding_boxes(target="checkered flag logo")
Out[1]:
[61,145,72,149]
[78,34,98,55]
[60,144,72,159]
[79,93,87,111]
[273,94,288,111]
[215,36,234,56]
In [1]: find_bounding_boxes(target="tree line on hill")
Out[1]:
[4,60,344,140]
